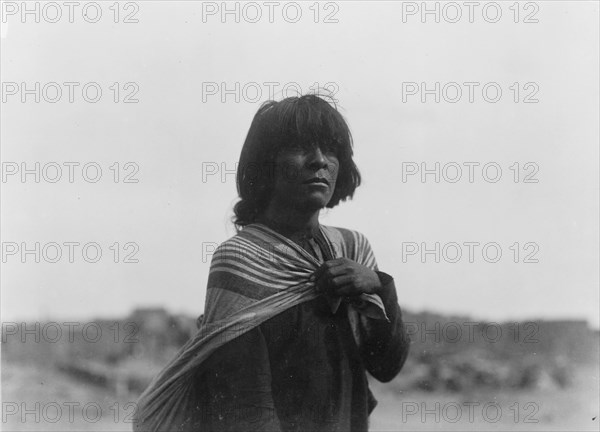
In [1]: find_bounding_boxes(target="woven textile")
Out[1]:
[133,223,388,432]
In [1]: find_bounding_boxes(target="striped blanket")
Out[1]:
[133,223,388,432]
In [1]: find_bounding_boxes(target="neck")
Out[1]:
[257,202,321,239]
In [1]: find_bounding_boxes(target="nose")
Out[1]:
[306,146,329,171]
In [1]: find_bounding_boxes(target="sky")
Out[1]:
[1,1,599,327]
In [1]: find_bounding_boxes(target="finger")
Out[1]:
[330,274,353,287]
[322,259,352,278]
[326,258,348,267]
[327,264,351,277]
[312,258,345,280]
[312,262,331,280]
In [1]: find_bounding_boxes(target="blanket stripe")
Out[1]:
[133,223,387,432]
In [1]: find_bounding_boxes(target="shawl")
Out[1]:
[133,223,388,432]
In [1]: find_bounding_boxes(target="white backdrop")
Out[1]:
[1,1,598,326]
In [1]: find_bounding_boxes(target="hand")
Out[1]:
[311,258,382,297]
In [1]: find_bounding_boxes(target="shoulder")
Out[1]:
[322,225,373,250]
[209,224,282,265]
[321,225,377,267]
[208,229,255,265]
[211,235,241,256]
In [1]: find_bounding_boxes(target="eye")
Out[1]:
[287,142,308,153]
[321,142,338,155]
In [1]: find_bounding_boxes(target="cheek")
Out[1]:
[328,160,341,180]
[275,156,305,185]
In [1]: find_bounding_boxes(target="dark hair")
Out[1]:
[233,94,361,229]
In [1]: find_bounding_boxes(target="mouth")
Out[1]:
[303,177,330,186]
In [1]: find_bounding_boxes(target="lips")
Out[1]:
[303,177,330,185]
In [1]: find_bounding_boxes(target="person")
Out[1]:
[133,94,410,432]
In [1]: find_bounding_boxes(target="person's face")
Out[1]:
[269,142,340,212]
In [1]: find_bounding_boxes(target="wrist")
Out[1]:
[372,271,394,295]
[369,271,384,295]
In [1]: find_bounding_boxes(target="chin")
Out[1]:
[300,197,331,211]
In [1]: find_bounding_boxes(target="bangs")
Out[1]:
[262,94,353,157]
